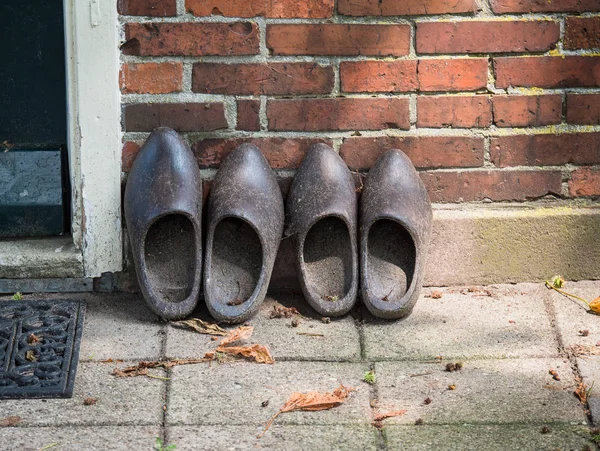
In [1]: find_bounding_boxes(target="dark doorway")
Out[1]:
[0,0,68,237]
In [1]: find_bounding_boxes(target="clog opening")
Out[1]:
[210,217,262,306]
[367,219,416,302]
[303,217,353,302]
[144,214,196,303]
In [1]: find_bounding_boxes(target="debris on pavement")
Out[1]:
[445,362,463,372]
[83,397,97,406]
[0,416,22,427]
[269,305,300,319]
[549,369,561,381]
[171,318,227,336]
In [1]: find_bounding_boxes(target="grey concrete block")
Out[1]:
[167,361,371,426]
[374,359,586,425]
[167,425,379,451]
[577,356,600,427]
[385,424,595,450]
[0,426,160,451]
[166,296,361,362]
[363,284,558,361]
[550,280,600,350]
[0,363,165,426]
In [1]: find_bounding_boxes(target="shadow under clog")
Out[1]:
[286,143,358,317]
[204,144,284,323]
[124,128,203,320]
[360,149,432,320]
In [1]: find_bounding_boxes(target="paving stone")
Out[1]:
[79,293,164,361]
[363,284,558,361]
[385,424,595,450]
[167,361,371,426]
[0,426,160,451]
[167,425,379,450]
[577,356,600,426]
[374,358,586,425]
[550,280,600,350]
[166,296,361,361]
[0,363,164,426]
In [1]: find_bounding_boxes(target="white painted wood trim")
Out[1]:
[64,0,123,277]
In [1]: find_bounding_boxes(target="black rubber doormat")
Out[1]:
[0,300,85,399]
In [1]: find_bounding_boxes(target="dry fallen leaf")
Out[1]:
[214,344,274,364]
[113,358,209,377]
[431,291,443,299]
[83,397,97,406]
[589,297,600,314]
[259,385,355,438]
[220,325,254,346]
[0,416,22,427]
[269,305,300,319]
[171,318,227,336]
[27,334,40,345]
[373,409,407,422]
[575,381,588,404]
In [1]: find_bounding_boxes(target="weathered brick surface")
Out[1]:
[421,171,562,202]
[340,136,485,170]
[186,0,334,18]
[192,63,334,95]
[492,95,562,127]
[418,59,488,91]
[565,17,600,50]
[338,0,478,16]
[417,21,559,54]
[192,138,332,169]
[267,98,410,131]
[417,96,492,128]
[120,63,183,94]
[236,100,260,131]
[567,94,600,125]
[123,23,259,56]
[266,24,410,56]
[123,103,228,132]
[491,0,600,13]
[569,167,600,197]
[340,61,417,93]
[122,142,141,173]
[495,57,600,89]
[490,134,600,167]
[118,0,177,16]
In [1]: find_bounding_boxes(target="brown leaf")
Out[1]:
[0,416,21,427]
[575,381,588,404]
[431,291,443,299]
[269,305,300,319]
[589,297,600,314]
[171,318,227,336]
[373,409,407,422]
[259,385,355,438]
[215,344,274,364]
[83,397,97,406]
[27,334,40,345]
[219,325,254,346]
[99,358,124,363]
[112,358,208,377]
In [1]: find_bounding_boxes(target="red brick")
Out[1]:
[186,0,333,18]
[122,22,259,56]
[123,103,228,132]
[340,136,484,170]
[417,21,559,54]
[118,0,177,16]
[567,94,600,125]
[338,0,477,16]
[237,100,260,131]
[266,24,410,56]
[192,138,332,169]
[120,63,183,94]
[565,17,600,50]
[267,98,410,131]
[495,57,600,89]
[492,95,562,127]
[569,167,600,197]
[421,170,562,202]
[418,96,492,128]
[418,59,488,92]
[490,134,600,167]
[192,63,334,95]
[122,142,141,172]
[491,0,600,13]
[340,61,417,93]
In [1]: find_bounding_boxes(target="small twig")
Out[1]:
[545,281,590,307]
[382,288,393,302]
[409,372,433,378]
[39,444,58,451]
[146,374,170,381]
[297,332,325,337]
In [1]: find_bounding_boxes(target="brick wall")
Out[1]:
[119,0,600,203]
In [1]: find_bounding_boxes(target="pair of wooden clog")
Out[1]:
[125,128,431,323]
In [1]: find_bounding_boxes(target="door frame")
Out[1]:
[63,0,123,277]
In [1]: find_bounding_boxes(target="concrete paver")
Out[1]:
[578,356,600,426]
[363,284,558,361]
[374,358,586,425]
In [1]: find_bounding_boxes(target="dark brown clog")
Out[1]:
[124,128,203,320]
[360,149,432,319]
[286,143,358,316]
[204,144,284,323]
